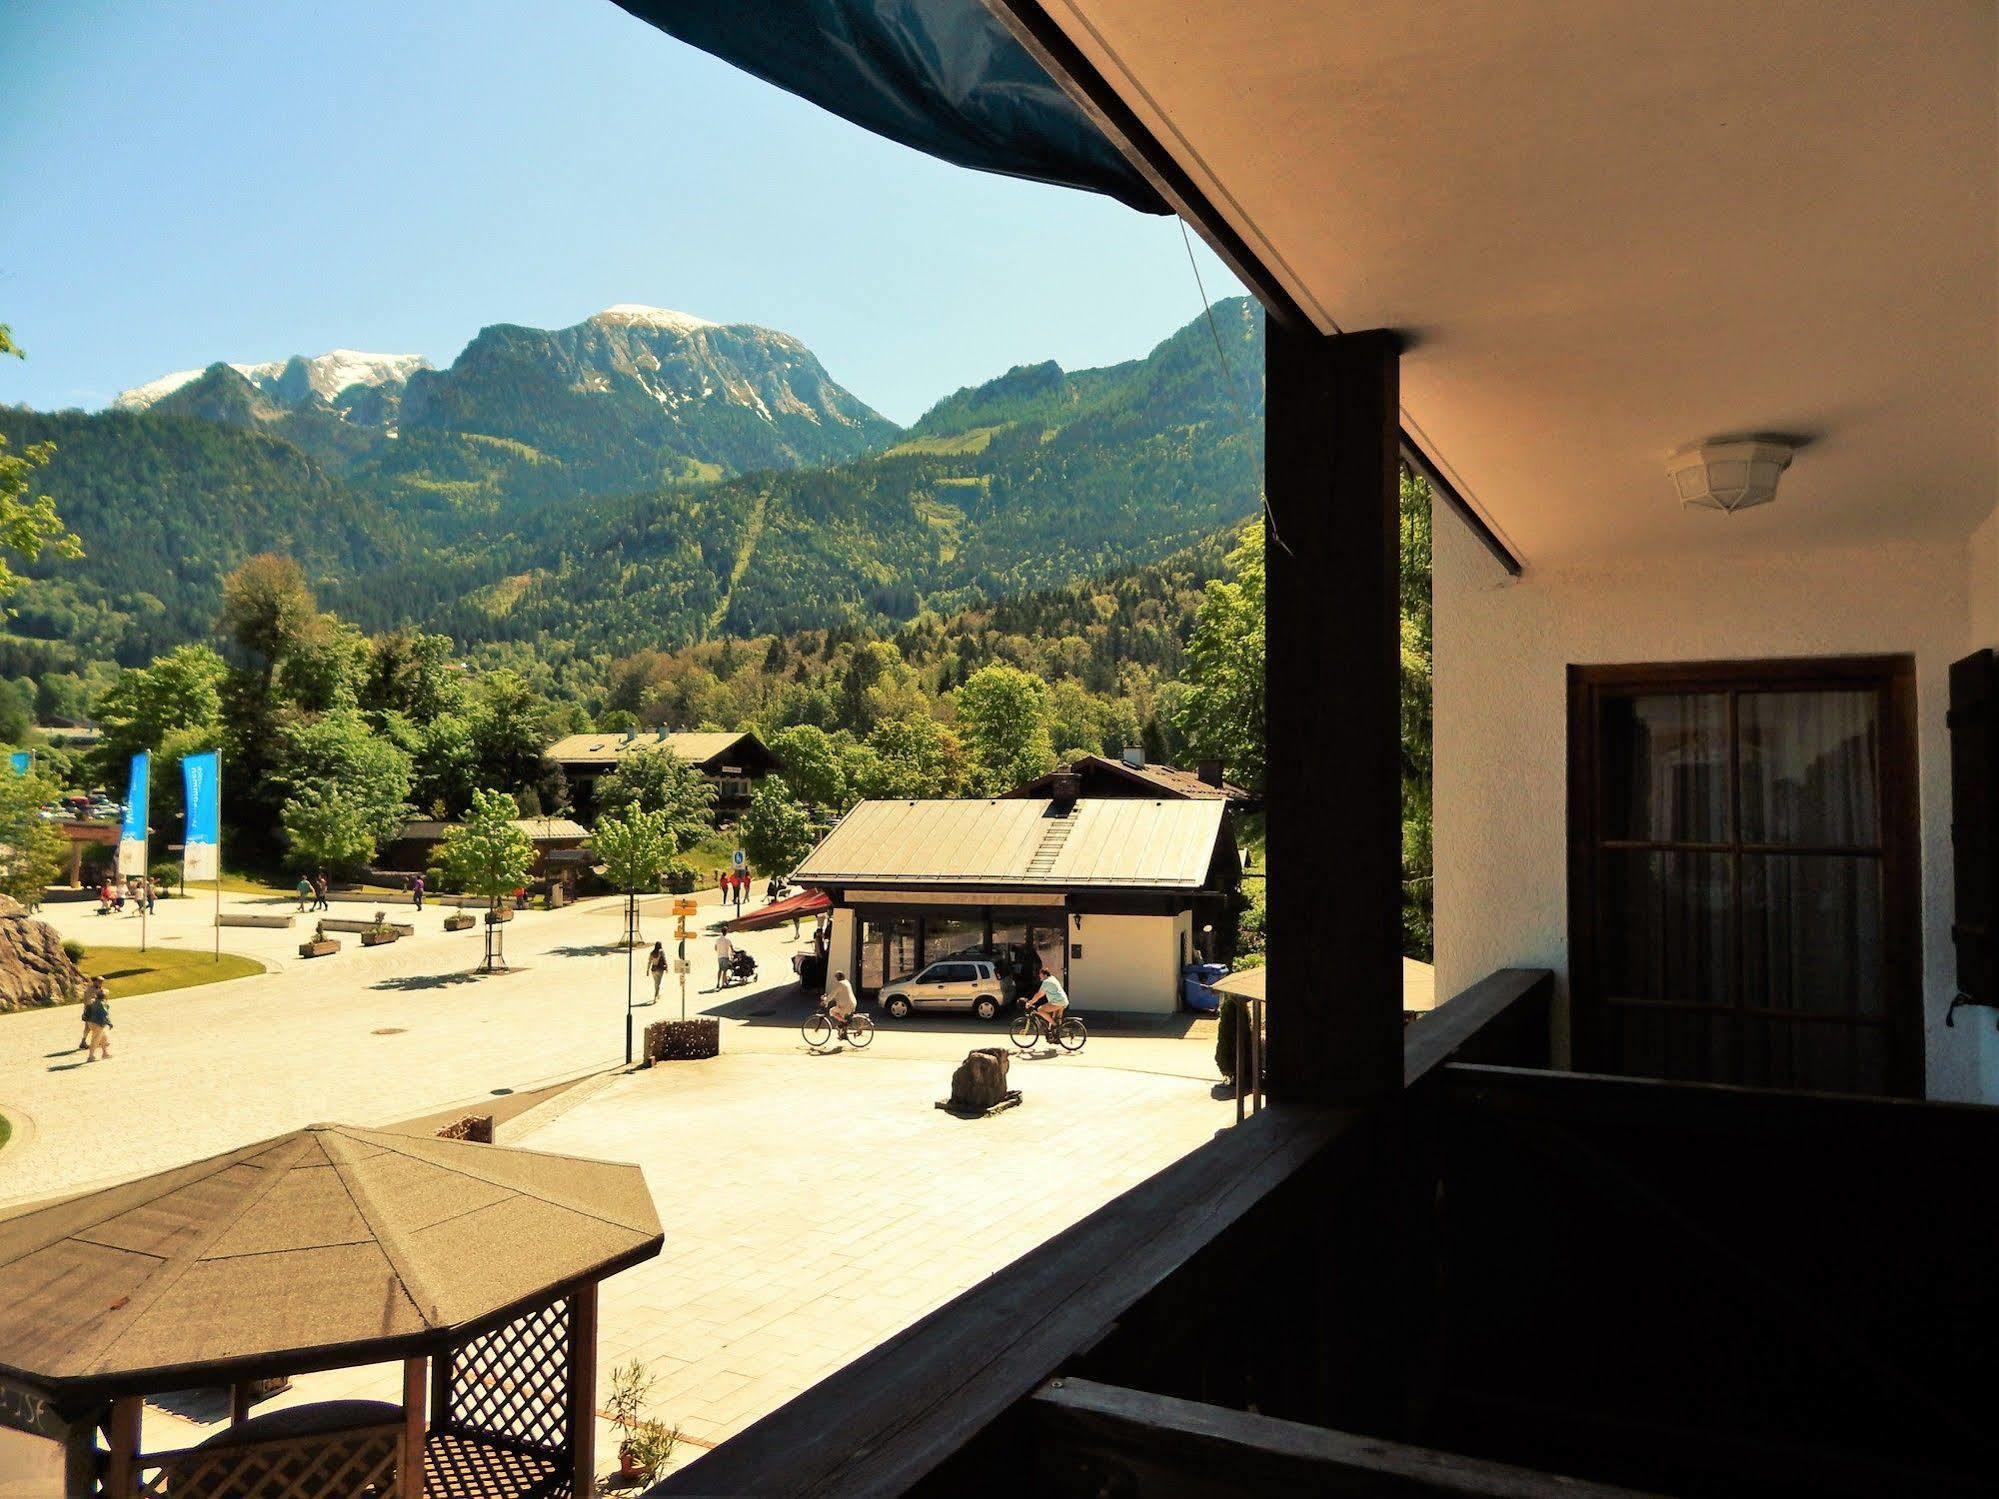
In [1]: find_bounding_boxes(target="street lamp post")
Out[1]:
[624,886,636,1066]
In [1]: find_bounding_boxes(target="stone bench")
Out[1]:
[316,918,416,936]
[217,914,293,929]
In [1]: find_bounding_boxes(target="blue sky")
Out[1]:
[0,0,1244,425]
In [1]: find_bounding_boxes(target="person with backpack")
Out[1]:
[647,941,667,1004]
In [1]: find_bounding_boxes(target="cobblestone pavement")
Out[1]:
[0,886,1233,1488]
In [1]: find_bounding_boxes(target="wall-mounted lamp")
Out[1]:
[1668,436,1798,514]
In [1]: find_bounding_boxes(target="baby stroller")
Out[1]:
[728,948,759,985]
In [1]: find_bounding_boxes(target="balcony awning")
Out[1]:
[614,1,1167,214]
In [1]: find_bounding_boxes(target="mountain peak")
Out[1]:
[113,349,427,411]
[590,304,722,334]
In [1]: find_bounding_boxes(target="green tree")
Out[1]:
[468,670,554,794]
[436,788,535,908]
[279,784,378,874]
[766,724,848,811]
[954,665,1055,795]
[591,804,684,948]
[593,750,714,852]
[739,779,816,874]
[268,711,413,855]
[93,644,228,769]
[0,765,67,905]
[276,614,370,713]
[1173,521,1266,792]
[592,804,683,894]
[219,554,317,689]
[0,325,82,599]
[363,629,466,721]
[860,714,962,799]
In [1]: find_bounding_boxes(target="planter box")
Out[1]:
[645,1017,721,1063]
[485,908,514,924]
[443,913,475,932]
[299,939,340,958]
[360,931,399,947]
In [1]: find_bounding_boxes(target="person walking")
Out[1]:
[297,875,312,913]
[82,981,113,1061]
[143,877,157,915]
[647,941,667,1004]
[412,872,425,911]
[715,931,736,989]
[313,872,330,912]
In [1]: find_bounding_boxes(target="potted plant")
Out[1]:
[299,921,339,959]
[623,1419,680,1485]
[606,1360,656,1482]
[360,910,399,947]
[443,908,474,932]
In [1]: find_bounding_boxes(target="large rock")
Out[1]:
[0,895,83,1012]
[949,1048,1013,1113]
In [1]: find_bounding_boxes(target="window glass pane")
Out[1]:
[861,914,918,992]
[921,912,985,965]
[1601,851,1729,1004]
[1740,853,1882,1016]
[1601,694,1729,842]
[1739,691,1879,847]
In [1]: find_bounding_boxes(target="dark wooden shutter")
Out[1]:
[1949,649,1999,1010]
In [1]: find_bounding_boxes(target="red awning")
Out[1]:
[724,889,831,933]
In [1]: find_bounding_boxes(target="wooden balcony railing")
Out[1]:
[652,968,1556,1497]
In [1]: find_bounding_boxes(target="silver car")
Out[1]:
[879,959,1006,1021]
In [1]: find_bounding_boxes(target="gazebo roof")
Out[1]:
[0,1123,662,1397]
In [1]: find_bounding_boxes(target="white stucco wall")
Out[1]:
[1067,912,1181,1014]
[827,906,856,992]
[1434,496,1995,1102]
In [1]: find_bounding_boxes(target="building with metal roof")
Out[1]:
[795,797,1239,1015]
[543,729,779,818]
[1007,751,1256,806]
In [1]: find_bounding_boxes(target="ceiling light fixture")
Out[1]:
[1668,436,1798,514]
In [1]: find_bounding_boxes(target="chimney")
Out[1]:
[1196,757,1225,788]
[1049,771,1082,808]
[1120,745,1145,769]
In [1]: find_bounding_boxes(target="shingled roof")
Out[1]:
[0,1123,661,1397]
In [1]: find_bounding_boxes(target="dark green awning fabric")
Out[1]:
[616,1,1168,214]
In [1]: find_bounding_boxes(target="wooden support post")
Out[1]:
[1264,324,1404,1104]
[228,1382,251,1426]
[400,1356,427,1499]
[104,1395,142,1499]
[567,1284,600,1498]
[430,1347,453,1437]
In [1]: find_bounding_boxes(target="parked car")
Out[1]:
[879,959,1008,1021]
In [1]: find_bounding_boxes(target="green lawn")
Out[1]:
[0,1113,11,1153]
[77,946,265,1000]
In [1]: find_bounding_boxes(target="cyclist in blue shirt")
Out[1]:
[1028,967,1070,1030]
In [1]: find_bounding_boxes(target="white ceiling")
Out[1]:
[1040,1,1998,568]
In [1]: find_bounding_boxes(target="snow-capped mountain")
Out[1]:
[105,304,897,496]
[114,350,428,412]
[392,304,897,479]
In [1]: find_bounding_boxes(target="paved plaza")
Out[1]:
[0,885,1233,1487]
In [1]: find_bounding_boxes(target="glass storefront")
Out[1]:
[853,905,1068,998]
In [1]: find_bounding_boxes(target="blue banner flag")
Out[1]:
[6,750,29,775]
[118,751,151,877]
[182,751,221,882]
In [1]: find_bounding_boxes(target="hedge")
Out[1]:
[645,1017,721,1062]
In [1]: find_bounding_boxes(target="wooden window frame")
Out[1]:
[1567,655,1923,1096]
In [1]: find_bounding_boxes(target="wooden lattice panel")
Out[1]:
[135,1421,401,1499]
[446,1298,572,1459]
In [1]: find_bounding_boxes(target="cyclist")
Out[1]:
[825,970,860,1036]
[1027,966,1070,1037]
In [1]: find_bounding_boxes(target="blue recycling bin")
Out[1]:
[1182,961,1229,1013]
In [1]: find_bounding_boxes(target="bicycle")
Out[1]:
[803,1002,875,1051]
[1009,1005,1087,1053]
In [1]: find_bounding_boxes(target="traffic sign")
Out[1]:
[672,898,699,917]
[731,848,747,869]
